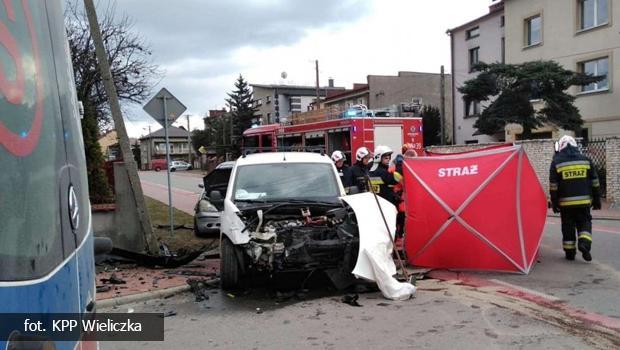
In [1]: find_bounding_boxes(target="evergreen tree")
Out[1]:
[458,61,602,139]
[225,75,257,150]
[81,102,112,203]
[420,106,442,146]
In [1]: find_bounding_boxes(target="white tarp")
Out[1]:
[342,193,416,300]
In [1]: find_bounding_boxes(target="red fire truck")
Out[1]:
[242,115,423,163]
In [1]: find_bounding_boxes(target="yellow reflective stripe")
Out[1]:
[578,234,592,242]
[393,172,403,182]
[556,164,590,173]
[559,199,592,206]
[563,243,576,249]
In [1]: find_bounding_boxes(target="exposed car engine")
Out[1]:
[239,204,359,273]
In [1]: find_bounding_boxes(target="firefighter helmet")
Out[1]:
[558,135,577,152]
[373,145,393,162]
[355,147,371,162]
[331,150,346,162]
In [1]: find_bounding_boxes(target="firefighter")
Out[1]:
[331,150,353,189]
[369,145,400,206]
[549,135,601,262]
[390,143,416,238]
[351,147,372,192]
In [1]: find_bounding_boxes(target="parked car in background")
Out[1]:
[151,158,167,171]
[170,160,192,172]
[194,161,235,237]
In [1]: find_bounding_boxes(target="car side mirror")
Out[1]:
[209,190,223,202]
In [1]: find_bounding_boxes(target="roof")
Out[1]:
[140,126,189,139]
[447,1,504,34]
[243,124,279,136]
[324,84,369,103]
[251,83,344,90]
[235,152,332,166]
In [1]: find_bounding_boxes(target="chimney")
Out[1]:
[328,78,334,88]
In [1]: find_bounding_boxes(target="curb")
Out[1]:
[98,285,191,309]
[428,270,620,333]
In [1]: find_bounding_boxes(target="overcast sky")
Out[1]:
[88,0,495,137]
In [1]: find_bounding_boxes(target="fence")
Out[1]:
[579,138,607,198]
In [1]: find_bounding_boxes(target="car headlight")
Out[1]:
[198,200,219,213]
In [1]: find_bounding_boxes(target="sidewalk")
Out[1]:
[547,199,620,220]
[96,257,219,306]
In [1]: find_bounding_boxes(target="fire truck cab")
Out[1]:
[242,115,423,164]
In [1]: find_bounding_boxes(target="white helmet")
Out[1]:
[373,145,393,162]
[331,150,346,162]
[355,147,371,162]
[557,135,577,152]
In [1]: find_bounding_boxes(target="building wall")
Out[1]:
[452,9,505,144]
[252,86,273,123]
[367,71,453,142]
[324,92,370,111]
[504,0,620,139]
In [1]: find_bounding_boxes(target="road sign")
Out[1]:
[142,87,187,237]
[198,146,207,154]
[143,88,187,127]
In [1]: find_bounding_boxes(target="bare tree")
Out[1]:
[65,0,162,130]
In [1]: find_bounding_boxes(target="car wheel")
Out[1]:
[155,167,161,172]
[220,236,240,290]
[170,168,176,172]
[193,216,207,237]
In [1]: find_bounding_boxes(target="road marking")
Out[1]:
[140,180,200,196]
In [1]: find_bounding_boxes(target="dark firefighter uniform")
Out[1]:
[351,161,370,192]
[369,162,401,206]
[336,164,354,188]
[549,146,601,261]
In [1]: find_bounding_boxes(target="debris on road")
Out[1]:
[96,285,111,293]
[100,273,126,285]
[341,294,362,307]
[187,278,218,302]
[163,310,177,318]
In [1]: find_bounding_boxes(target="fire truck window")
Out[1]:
[262,134,273,150]
[328,131,352,165]
[244,136,259,148]
[279,135,302,151]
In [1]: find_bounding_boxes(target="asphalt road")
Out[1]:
[139,170,204,214]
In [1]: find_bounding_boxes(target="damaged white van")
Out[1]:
[219,152,361,289]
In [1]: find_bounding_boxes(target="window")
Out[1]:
[500,16,505,27]
[255,98,263,107]
[464,100,480,118]
[266,96,271,103]
[525,15,542,46]
[466,27,480,40]
[501,37,505,63]
[267,112,271,120]
[580,57,609,92]
[579,0,608,30]
[469,47,480,72]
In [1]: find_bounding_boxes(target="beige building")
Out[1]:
[504,0,619,140]
[448,2,505,144]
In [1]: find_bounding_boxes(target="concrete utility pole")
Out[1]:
[315,59,320,108]
[83,0,157,254]
[440,65,446,145]
[186,114,192,165]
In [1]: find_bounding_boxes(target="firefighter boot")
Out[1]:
[577,231,592,261]
[564,249,576,261]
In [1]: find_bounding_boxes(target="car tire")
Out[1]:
[193,216,207,238]
[220,236,240,290]
[155,167,161,172]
